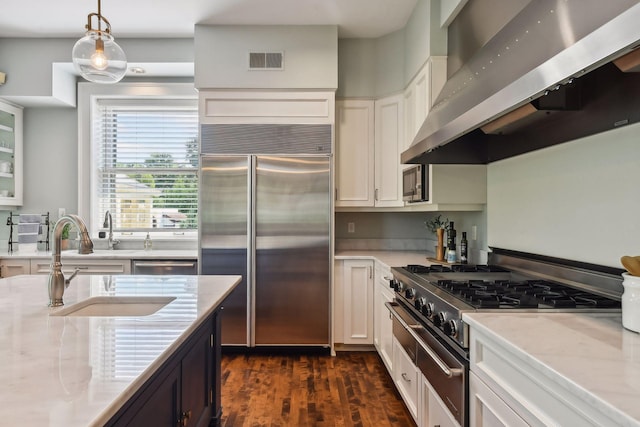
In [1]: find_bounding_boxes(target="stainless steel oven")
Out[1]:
[389,248,623,426]
[387,300,466,425]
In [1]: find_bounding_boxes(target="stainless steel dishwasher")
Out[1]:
[132,259,198,275]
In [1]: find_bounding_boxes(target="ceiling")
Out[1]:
[0,0,419,39]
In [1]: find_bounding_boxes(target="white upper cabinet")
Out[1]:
[374,94,404,207]
[0,100,23,207]
[335,57,486,212]
[404,57,447,147]
[335,100,375,207]
[335,95,404,208]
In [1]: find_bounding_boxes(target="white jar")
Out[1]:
[622,273,640,333]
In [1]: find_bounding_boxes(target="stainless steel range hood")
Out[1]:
[402,0,640,165]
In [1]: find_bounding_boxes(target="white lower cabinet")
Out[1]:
[469,372,527,427]
[469,322,617,426]
[393,336,419,421]
[335,100,375,207]
[341,259,374,344]
[1,257,132,278]
[421,374,461,427]
[0,258,31,277]
[374,262,394,372]
[30,258,131,275]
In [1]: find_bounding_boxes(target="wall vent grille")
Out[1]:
[249,52,284,70]
[201,124,331,155]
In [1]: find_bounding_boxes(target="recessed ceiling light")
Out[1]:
[129,67,146,74]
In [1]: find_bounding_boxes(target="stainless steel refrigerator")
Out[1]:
[199,153,331,347]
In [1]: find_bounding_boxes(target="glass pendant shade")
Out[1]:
[72,30,127,84]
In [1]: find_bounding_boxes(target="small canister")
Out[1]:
[622,273,640,333]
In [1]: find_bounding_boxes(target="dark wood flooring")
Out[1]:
[220,351,416,427]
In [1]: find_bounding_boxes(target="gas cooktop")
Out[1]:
[399,263,620,310]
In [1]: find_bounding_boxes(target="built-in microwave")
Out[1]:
[402,164,429,202]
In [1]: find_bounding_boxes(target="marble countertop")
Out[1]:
[0,249,197,260]
[335,250,434,268]
[0,274,240,427]
[464,312,640,426]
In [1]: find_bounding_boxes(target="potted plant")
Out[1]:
[425,214,449,261]
[60,223,71,251]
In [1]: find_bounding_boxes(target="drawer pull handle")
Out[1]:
[401,373,411,383]
[135,262,195,268]
[179,409,192,427]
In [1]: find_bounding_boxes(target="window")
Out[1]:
[93,98,198,235]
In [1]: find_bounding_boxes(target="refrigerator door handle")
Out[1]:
[249,155,257,347]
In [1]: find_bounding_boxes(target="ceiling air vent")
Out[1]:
[249,52,284,70]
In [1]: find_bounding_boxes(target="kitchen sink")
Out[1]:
[50,296,176,317]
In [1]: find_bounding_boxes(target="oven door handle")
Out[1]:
[386,302,463,379]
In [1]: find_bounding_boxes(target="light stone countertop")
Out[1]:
[0,274,240,427]
[464,312,640,426]
[0,249,197,260]
[335,250,435,268]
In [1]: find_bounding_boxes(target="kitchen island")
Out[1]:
[0,273,240,427]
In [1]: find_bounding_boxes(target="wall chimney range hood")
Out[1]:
[402,0,640,165]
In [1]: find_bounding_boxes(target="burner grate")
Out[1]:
[433,278,621,310]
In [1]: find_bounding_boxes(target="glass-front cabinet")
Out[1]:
[0,100,23,206]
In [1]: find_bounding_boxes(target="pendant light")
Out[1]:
[71,0,127,84]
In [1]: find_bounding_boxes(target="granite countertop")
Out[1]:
[464,312,640,426]
[0,249,197,260]
[335,250,434,268]
[0,274,240,427]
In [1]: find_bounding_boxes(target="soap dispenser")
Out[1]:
[144,232,152,251]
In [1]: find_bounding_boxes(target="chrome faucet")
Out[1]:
[103,210,120,250]
[48,214,94,307]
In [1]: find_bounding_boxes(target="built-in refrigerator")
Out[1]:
[199,151,331,347]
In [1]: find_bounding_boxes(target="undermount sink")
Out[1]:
[50,296,176,317]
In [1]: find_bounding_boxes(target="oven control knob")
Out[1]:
[434,312,447,327]
[422,302,435,318]
[405,288,416,299]
[443,320,457,337]
[389,278,398,290]
[394,281,405,293]
[414,297,426,311]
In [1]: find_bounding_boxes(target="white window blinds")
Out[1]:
[95,99,198,233]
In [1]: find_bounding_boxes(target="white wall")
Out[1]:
[403,0,447,84]
[488,122,640,268]
[194,25,338,90]
[0,107,78,246]
[336,210,487,262]
[440,0,468,27]
[337,38,377,98]
[374,30,406,98]
[0,38,194,106]
[337,0,448,98]
[337,32,405,99]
